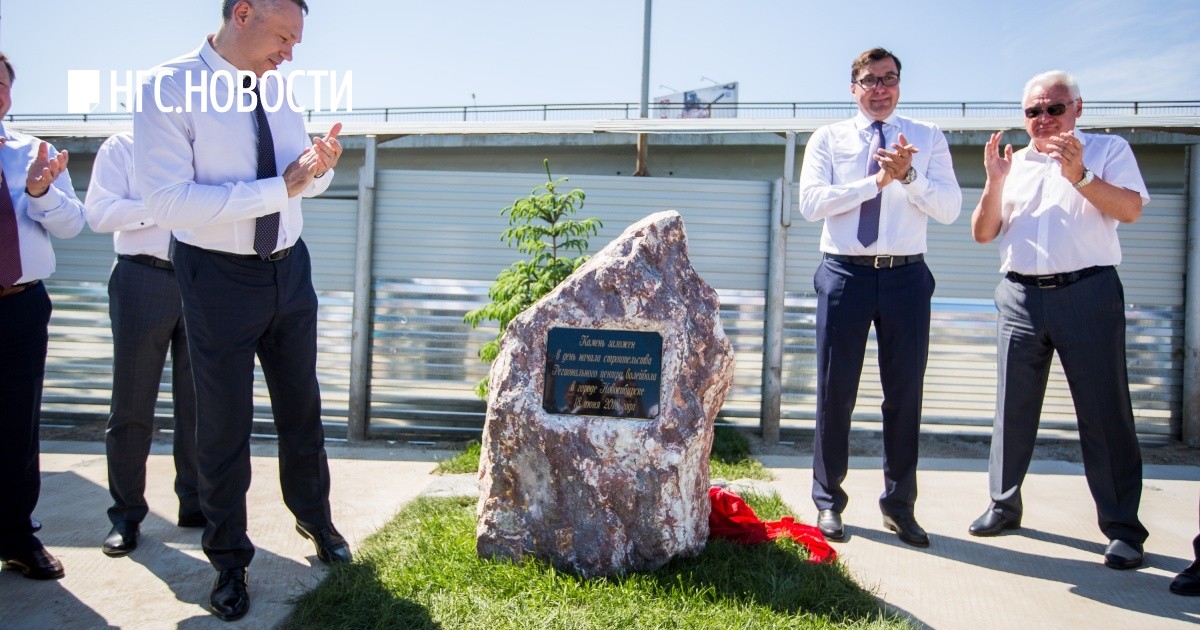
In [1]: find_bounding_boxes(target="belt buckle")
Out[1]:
[1035,276,1058,289]
[874,255,893,269]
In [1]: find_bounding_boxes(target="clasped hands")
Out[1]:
[874,132,919,189]
[283,122,343,197]
[1041,130,1086,183]
[5,138,71,199]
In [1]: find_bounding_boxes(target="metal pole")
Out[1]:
[760,131,796,444]
[634,0,652,176]
[1183,143,1200,446]
[348,135,378,442]
[639,0,651,119]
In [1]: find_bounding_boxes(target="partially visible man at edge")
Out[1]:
[134,0,346,621]
[968,70,1149,571]
[85,131,202,559]
[0,52,87,581]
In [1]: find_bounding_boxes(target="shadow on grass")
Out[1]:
[286,561,441,629]
[646,540,887,621]
[289,495,906,629]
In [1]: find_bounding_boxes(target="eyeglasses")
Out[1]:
[853,73,899,89]
[1023,102,1070,119]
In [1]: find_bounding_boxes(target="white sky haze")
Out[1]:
[1,0,1197,115]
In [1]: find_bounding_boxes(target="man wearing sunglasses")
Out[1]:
[969,70,1149,571]
[799,47,961,548]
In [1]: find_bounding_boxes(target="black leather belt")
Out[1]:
[0,279,40,298]
[119,253,174,271]
[824,253,924,269]
[1006,265,1110,289]
[218,246,294,262]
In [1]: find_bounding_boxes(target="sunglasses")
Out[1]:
[1023,102,1071,119]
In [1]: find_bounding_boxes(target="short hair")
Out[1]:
[0,52,14,82]
[851,47,901,82]
[1023,70,1080,103]
[221,0,309,20]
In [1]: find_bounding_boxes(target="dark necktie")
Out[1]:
[856,120,885,247]
[0,173,23,288]
[250,81,280,259]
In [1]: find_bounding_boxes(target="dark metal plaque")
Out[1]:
[543,327,662,419]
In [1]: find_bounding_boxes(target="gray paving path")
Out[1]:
[0,441,444,629]
[0,441,1196,628]
[762,455,1200,629]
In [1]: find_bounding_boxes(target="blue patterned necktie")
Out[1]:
[856,120,885,247]
[0,173,23,288]
[249,81,280,259]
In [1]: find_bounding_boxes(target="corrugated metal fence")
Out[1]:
[43,171,1186,440]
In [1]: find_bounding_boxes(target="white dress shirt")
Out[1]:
[997,131,1149,275]
[0,124,86,283]
[799,112,962,255]
[85,132,171,260]
[133,38,332,255]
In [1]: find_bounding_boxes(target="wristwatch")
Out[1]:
[1073,168,1094,189]
[901,167,917,185]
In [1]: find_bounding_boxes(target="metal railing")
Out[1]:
[8,100,1200,124]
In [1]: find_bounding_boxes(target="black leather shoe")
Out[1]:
[102,521,140,557]
[295,522,353,564]
[968,509,1021,537]
[210,567,249,621]
[30,517,42,533]
[1170,563,1200,596]
[816,509,845,542]
[2,547,65,580]
[883,514,930,547]
[1104,539,1144,570]
[177,512,206,528]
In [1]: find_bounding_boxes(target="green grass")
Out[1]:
[287,494,911,630]
[709,425,773,481]
[434,441,482,474]
[433,426,772,481]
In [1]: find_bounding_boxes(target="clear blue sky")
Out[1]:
[2,0,1197,115]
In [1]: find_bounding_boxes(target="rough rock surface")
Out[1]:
[476,210,736,578]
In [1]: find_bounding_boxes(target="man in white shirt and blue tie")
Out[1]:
[798,47,962,547]
[134,0,346,621]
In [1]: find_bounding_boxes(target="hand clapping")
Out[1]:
[25,141,69,198]
[1042,130,1085,183]
[875,131,920,187]
[283,123,342,197]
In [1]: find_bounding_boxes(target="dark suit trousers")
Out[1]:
[811,258,934,517]
[173,239,332,571]
[0,282,51,557]
[105,257,198,524]
[989,268,1148,544]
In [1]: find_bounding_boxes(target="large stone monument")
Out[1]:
[476,210,736,578]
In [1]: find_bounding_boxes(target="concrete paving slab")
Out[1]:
[0,440,446,629]
[761,454,1200,629]
[2,442,1196,629]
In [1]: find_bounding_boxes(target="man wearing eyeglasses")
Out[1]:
[968,70,1149,571]
[798,47,961,547]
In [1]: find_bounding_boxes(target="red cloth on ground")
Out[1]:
[707,486,837,563]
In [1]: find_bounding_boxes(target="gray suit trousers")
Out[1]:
[988,267,1148,545]
[105,257,198,524]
